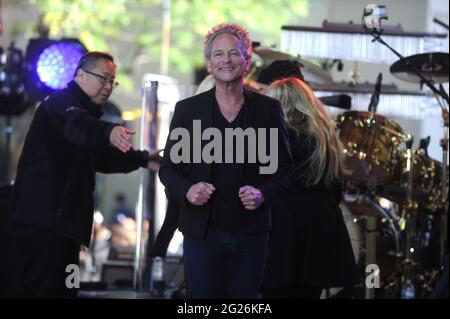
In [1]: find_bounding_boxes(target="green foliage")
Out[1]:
[23,0,309,89]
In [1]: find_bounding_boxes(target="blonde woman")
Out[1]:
[261,76,358,299]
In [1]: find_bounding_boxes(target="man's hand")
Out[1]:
[239,185,265,210]
[110,126,135,153]
[148,149,163,172]
[186,182,216,206]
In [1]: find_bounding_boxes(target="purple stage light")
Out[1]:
[36,42,85,89]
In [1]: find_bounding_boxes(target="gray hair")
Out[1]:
[204,23,252,65]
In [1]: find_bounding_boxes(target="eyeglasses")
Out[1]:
[83,69,119,88]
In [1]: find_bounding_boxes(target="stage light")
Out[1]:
[0,43,28,116]
[24,38,87,102]
[36,42,85,89]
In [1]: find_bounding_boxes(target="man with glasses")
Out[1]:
[8,51,161,298]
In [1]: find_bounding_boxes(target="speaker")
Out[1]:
[98,256,185,292]
[108,245,135,261]
[101,261,134,288]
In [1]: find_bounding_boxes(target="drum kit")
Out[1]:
[251,46,449,298]
[337,52,449,299]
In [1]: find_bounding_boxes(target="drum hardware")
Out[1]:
[334,7,448,297]
[340,120,443,298]
[338,108,443,298]
[438,107,448,262]
[362,8,449,105]
[379,138,445,298]
[363,6,448,135]
[433,18,449,30]
[388,136,442,298]
[343,194,402,298]
[383,255,441,298]
[398,137,421,274]
[363,7,449,265]
[390,52,449,84]
[398,201,419,232]
[398,137,414,230]
[365,215,377,299]
[383,32,448,265]
[431,86,449,261]
[419,269,440,297]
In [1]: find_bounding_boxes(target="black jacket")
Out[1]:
[9,81,149,246]
[262,128,358,289]
[159,88,293,239]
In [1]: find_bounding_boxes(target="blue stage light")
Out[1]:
[24,38,87,102]
[36,43,85,89]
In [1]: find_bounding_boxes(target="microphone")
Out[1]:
[362,4,388,33]
[368,73,382,114]
[319,94,351,110]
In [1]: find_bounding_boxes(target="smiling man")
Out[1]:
[8,52,161,298]
[159,24,293,299]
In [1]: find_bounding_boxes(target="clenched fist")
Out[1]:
[239,185,265,210]
[186,182,216,206]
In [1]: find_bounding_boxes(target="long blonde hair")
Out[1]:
[269,77,344,186]
[196,74,215,95]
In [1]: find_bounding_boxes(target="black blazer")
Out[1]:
[159,88,293,239]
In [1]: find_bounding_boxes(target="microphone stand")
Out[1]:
[437,101,448,262]
[433,18,449,30]
[367,28,449,105]
[0,116,12,185]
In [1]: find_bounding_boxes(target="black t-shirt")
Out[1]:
[209,98,245,231]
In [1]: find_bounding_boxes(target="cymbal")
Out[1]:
[253,46,333,84]
[390,52,449,83]
[253,46,294,62]
[244,78,351,109]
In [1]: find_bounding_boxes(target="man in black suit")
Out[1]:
[159,23,293,299]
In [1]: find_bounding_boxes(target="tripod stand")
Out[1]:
[0,115,13,185]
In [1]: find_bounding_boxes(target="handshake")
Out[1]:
[109,125,163,172]
[147,149,164,172]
